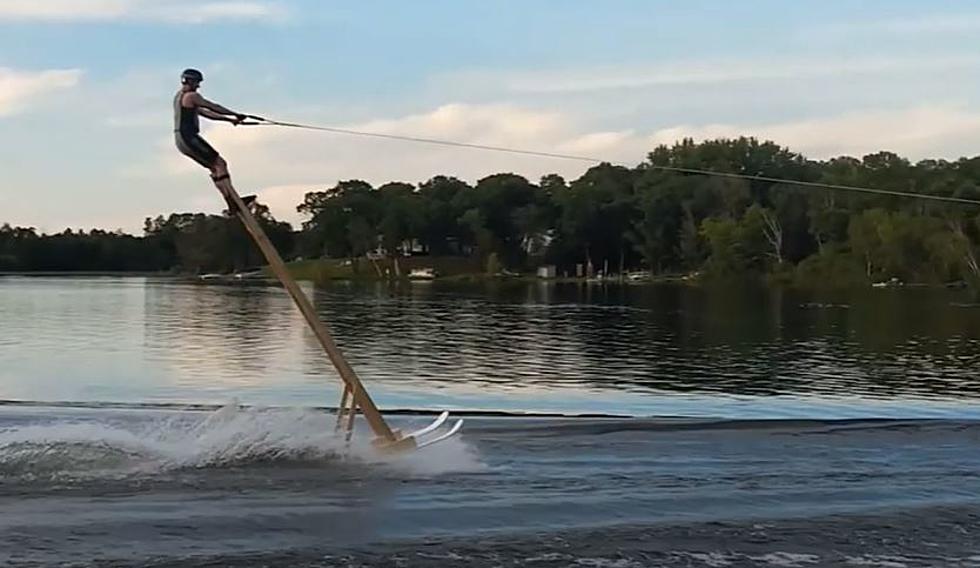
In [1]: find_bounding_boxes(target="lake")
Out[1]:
[1,276,979,418]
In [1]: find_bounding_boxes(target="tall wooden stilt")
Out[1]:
[219,184,405,447]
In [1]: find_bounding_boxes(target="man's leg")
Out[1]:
[210,156,232,193]
[177,134,255,214]
[209,158,255,214]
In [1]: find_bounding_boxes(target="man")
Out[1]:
[173,68,256,213]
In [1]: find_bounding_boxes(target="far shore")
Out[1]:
[2,257,975,292]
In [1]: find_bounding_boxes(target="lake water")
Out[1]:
[1,276,979,418]
[3,277,980,567]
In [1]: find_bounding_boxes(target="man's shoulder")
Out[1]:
[177,90,201,107]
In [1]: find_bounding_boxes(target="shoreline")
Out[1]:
[0,398,630,419]
[1,269,974,292]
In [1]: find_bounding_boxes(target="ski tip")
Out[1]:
[406,410,450,440]
[416,418,463,449]
[447,418,463,436]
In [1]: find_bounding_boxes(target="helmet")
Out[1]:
[180,68,204,84]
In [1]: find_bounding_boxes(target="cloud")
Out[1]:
[448,54,980,95]
[0,0,284,23]
[181,2,278,23]
[651,105,980,161]
[817,13,980,37]
[105,112,162,128]
[0,67,82,116]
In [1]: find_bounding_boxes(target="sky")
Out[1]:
[1,0,979,233]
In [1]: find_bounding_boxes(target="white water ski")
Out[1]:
[416,418,463,449]
[407,411,449,439]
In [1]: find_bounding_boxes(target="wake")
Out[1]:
[0,403,483,484]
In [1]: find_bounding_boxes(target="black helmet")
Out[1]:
[181,68,204,84]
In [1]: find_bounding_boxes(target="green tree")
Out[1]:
[418,176,470,255]
[456,173,540,266]
[298,180,378,260]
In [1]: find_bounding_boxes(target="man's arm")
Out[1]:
[188,92,245,120]
[199,108,236,122]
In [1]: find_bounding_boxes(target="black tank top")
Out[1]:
[173,91,199,135]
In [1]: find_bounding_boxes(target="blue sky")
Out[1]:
[1,0,979,232]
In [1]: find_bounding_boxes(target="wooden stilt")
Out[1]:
[218,184,405,448]
[334,385,351,433]
[343,395,357,445]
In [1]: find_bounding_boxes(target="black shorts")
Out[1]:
[175,132,220,169]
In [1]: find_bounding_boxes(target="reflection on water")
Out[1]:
[1,277,979,418]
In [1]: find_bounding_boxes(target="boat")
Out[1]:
[872,277,902,288]
[408,267,437,279]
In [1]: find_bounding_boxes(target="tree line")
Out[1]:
[1,204,293,274]
[3,137,979,286]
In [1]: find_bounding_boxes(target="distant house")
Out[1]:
[523,229,555,257]
[537,265,557,279]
